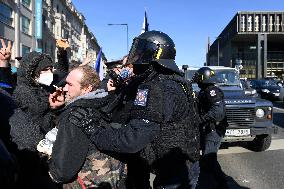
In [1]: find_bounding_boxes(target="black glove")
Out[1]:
[69,107,109,136]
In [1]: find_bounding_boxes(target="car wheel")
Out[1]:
[248,134,271,152]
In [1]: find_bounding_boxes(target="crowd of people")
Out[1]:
[0,30,229,189]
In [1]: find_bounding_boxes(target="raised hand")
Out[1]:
[56,39,70,50]
[0,38,12,66]
[49,86,65,109]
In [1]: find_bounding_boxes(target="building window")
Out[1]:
[269,15,274,32]
[43,15,47,29]
[275,15,281,32]
[247,15,252,32]
[241,15,246,32]
[0,2,13,26]
[262,16,266,32]
[22,45,30,56]
[254,16,259,32]
[22,0,31,9]
[22,16,30,34]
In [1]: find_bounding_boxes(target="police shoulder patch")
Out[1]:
[134,89,149,106]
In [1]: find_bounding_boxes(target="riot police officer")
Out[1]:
[78,30,200,189]
[194,67,229,189]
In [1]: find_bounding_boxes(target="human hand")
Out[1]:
[49,86,65,109]
[0,38,12,67]
[107,79,116,92]
[56,39,70,50]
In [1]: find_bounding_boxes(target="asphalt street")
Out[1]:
[218,101,284,189]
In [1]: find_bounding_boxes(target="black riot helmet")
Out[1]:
[194,67,216,85]
[126,30,181,75]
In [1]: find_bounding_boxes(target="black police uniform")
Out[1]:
[197,84,229,189]
[78,30,200,189]
[80,70,200,189]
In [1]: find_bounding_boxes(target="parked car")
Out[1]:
[250,79,284,101]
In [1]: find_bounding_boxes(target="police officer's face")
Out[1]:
[63,69,87,103]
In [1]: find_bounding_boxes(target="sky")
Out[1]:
[72,0,284,67]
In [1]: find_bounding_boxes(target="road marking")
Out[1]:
[218,138,284,155]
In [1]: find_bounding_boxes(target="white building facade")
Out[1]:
[0,0,105,68]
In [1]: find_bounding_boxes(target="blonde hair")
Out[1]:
[72,65,100,91]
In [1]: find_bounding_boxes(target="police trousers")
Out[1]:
[203,130,222,155]
[154,161,200,189]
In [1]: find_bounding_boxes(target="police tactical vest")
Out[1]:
[133,75,200,179]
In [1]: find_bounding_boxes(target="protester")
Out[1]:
[0,38,14,94]
[52,39,70,87]
[9,51,58,189]
[193,67,229,189]
[0,137,17,186]
[47,65,127,188]
[77,30,201,188]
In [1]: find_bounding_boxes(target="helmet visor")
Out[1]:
[126,38,152,65]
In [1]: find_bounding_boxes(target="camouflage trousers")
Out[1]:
[63,151,127,189]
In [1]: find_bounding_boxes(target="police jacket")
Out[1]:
[49,89,126,188]
[83,72,200,184]
[198,85,227,135]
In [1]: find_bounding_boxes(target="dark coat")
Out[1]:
[49,90,126,188]
[8,52,58,189]
[52,48,69,87]
[0,88,17,151]
[0,66,15,94]
[10,52,56,151]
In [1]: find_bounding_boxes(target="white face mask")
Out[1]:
[36,72,54,86]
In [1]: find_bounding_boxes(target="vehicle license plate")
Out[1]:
[225,129,250,136]
[273,93,280,96]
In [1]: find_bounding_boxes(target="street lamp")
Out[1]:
[216,37,221,66]
[107,23,129,54]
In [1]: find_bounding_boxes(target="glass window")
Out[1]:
[22,16,30,34]
[254,16,259,32]
[240,15,246,32]
[275,15,281,32]
[0,2,13,26]
[22,45,30,56]
[22,0,31,8]
[247,15,252,32]
[262,16,266,32]
[269,15,274,32]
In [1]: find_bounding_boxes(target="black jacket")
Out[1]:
[10,52,55,151]
[198,85,227,136]
[0,66,15,94]
[49,90,126,188]
[52,48,69,87]
[83,71,200,187]
[0,88,17,151]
